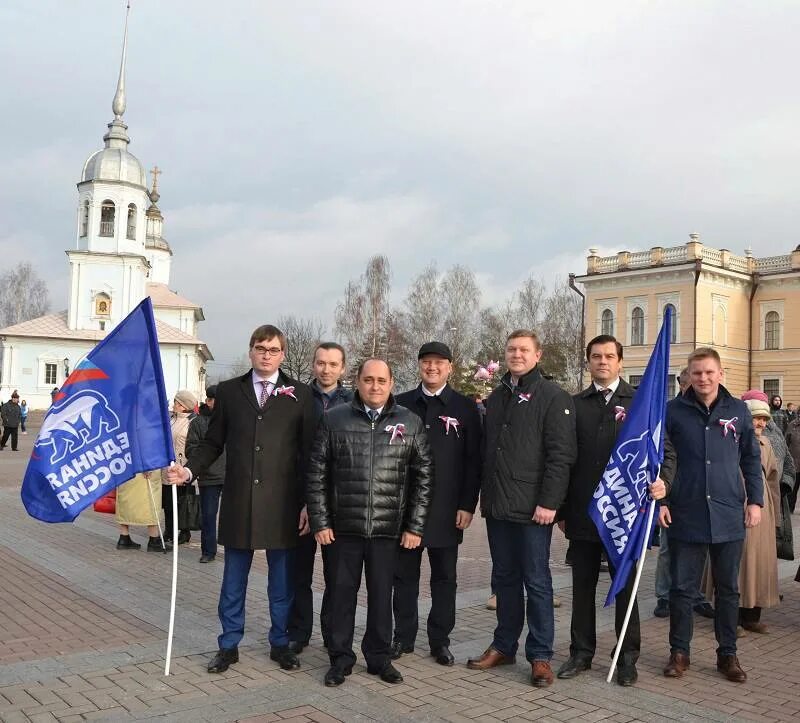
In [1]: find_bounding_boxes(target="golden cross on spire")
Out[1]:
[150,165,161,192]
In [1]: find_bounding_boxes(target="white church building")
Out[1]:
[0,9,211,409]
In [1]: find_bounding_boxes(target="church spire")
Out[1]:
[103,2,132,149]
[111,2,130,119]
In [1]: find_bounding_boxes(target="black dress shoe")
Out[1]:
[288,640,307,654]
[178,530,191,545]
[390,641,414,660]
[116,535,141,550]
[368,663,403,684]
[556,656,592,679]
[270,646,301,670]
[147,537,172,553]
[617,662,638,686]
[208,647,238,673]
[324,665,352,687]
[431,645,455,666]
[694,602,715,619]
[199,554,215,563]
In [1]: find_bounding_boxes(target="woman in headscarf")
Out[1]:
[163,390,197,544]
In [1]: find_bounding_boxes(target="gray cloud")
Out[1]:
[2,1,799,371]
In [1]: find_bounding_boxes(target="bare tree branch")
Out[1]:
[0,262,50,327]
[278,314,326,383]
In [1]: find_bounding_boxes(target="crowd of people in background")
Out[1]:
[9,326,800,691]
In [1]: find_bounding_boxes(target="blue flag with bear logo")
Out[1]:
[588,306,671,606]
[21,298,175,523]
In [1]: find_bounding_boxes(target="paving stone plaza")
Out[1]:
[2,421,800,722]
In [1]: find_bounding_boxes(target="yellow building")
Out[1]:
[572,234,800,402]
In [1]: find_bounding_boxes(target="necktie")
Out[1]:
[368,409,379,422]
[599,388,612,404]
[260,380,273,407]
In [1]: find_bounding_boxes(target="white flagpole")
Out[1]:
[606,497,657,683]
[164,469,179,676]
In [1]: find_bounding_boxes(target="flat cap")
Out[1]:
[418,341,453,361]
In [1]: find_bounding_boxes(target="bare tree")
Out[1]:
[0,262,50,327]
[440,265,481,383]
[278,315,325,383]
[515,276,546,330]
[538,282,584,392]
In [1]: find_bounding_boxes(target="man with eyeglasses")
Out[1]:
[166,324,315,675]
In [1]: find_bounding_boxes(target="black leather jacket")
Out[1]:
[306,393,434,538]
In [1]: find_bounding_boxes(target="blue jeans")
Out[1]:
[486,517,554,662]
[669,538,743,657]
[199,485,222,557]
[218,547,295,650]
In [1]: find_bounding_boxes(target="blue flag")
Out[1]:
[588,307,672,606]
[21,298,176,523]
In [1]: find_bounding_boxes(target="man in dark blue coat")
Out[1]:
[288,343,353,653]
[391,342,481,666]
[660,347,763,684]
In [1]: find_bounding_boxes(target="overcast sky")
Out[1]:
[2,1,800,371]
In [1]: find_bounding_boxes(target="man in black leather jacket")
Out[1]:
[306,358,434,687]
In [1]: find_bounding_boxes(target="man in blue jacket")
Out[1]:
[660,347,763,683]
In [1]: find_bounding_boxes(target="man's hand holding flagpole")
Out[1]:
[587,307,673,683]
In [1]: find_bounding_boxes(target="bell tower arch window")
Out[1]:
[100,200,115,237]
[80,200,89,237]
[126,203,137,240]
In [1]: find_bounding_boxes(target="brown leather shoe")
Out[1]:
[531,660,554,687]
[466,646,515,670]
[741,621,768,634]
[717,654,746,683]
[663,652,690,678]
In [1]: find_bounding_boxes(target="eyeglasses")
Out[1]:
[252,345,283,357]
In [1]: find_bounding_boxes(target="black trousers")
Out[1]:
[162,484,190,539]
[569,539,640,666]
[393,544,458,649]
[1,426,18,451]
[327,535,397,671]
[288,532,332,645]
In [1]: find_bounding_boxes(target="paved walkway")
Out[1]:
[2,425,800,722]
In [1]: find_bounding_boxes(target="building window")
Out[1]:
[713,304,727,346]
[629,374,643,388]
[80,200,89,237]
[126,203,137,240]
[664,303,677,343]
[601,308,614,336]
[765,311,780,350]
[631,307,644,345]
[100,200,115,237]
[763,378,781,399]
[667,374,677,398]
[99,321,106,331]
[95,293,111,317]
[44,363,57,385]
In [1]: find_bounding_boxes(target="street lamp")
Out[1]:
[63,357,70,378]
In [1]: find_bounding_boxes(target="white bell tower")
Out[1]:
[67,3,151,332]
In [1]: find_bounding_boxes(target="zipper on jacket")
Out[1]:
[367,416,375,535]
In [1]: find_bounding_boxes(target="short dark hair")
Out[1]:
[586,334,623,361]
[506,329,541,350]
[249,324,286,350]
[357,357,393,380]
[314,341,346,365]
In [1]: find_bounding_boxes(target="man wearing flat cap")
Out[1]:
[391,342,482,666]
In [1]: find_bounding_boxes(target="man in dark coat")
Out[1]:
[185,385,226,563]
[0,392,22,451]
[391,342,481,666]
[288,342,353,653]
[660,347,763,684]
[306,359,434,687]
[557,335,669,686]
[166,324,316,675]
[467,330,576,688]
